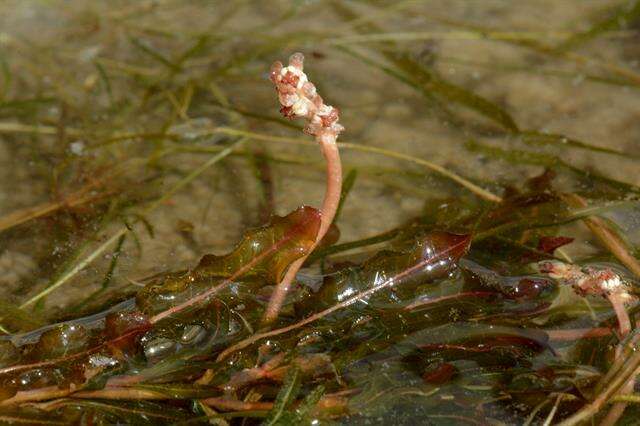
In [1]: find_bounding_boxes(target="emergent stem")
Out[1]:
[262,136,341,324]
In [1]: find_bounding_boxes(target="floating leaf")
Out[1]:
[136,206,321,314]
[300,232,470,311]
[196,206,321,283]
[29,324,89,360]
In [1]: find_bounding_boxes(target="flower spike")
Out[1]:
[263,53,344,324]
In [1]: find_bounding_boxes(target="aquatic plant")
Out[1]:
[1,1,640,424]
[263,52,344,324]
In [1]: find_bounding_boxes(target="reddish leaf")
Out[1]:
[136,206,321,314]
[537,236,574,254]
[195,206,321,283]
[423,362,458,384]
[362,232,471,284]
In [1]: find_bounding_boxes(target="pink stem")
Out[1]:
[609,293,631,337]
[545,327,612,341]
[601,292,632,426]
[262,137,341,324]
[404,291,494,311]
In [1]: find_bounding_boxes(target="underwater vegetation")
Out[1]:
[1,0,640,424]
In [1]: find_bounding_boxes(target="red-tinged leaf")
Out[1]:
[362,232,471,284]
[28,324,89,361]
[103,310,151,351]
[305,232,471,310]
[316,222,340,250]
[0,314,151,387]
[537,236,574,254]
[419,333,547,359]
[136,206,321,315]
[195,206,321,283]
[527,169,557,192]
[423,362,458,385]
[0,208,322,395]
[219,232,474,361]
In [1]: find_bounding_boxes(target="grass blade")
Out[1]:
[465,139,640,194]
[334,168,358,222]
[264,367,301,426]
[518,131,635,159]
[557,0,640,51]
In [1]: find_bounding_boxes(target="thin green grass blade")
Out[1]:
[0,51,10,100]
[390,53,519,132]
[557,0,640,51]
[18,139,245,309]
[331,1,519,132]
[335,168,358,222]
[439,55,640,90]
[264,367,301,426]
[0,300,46,332]
[465,139,640,194]
[129,37,181,72]
[427,13,640,88]
[294,385,325,422]
[518,131,636,159]
[94,61,113,104]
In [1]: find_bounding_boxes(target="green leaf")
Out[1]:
[293,385,325,422]
[94,61,113,103]
[136,206,321,314]
[134,383,219,399]
[518,131,635,159]
[129,37,181,72]
[0,300,45,332]
[557,0,640,51]
[300,232,471,311]
[195,206,321,283]
[335,168,358,222]
[0,50,10,101]
[264,367,301,426]
[465,139,640,194]
[331,1,518,132]
[53,399,189,423]
[391,53,519,132]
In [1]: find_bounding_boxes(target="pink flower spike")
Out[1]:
[263,52,344,324]
[269,52,343,140]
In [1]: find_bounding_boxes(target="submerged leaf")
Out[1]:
[557,0,640,51]
[264,367,301,426]
[537,236,574,254]
[332,1,518,132]
[0,301,45,333]
[391,53,519,132]
[465,139,640,194]
[518,131,634,159]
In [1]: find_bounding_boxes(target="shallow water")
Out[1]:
[1,1,640,424]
